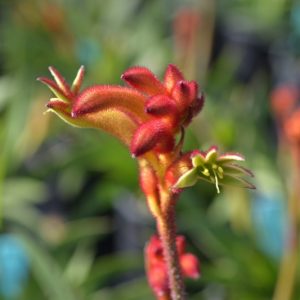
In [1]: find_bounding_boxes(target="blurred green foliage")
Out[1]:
[0,0,299,299]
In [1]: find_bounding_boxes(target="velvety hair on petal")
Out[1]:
[130,120,174,157]
[146,95,179,116]
[164,64,184,93]
[49,66,73,98]
[72,85,148,122]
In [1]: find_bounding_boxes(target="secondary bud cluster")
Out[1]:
[145,235,200,298]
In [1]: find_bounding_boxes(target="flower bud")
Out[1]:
[145,235,200,297]
[130,120,174,157]
[180,253,200,279]
[164,64,184,93]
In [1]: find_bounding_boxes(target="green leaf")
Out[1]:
[64,243,94,286]
[62,217,110,245]
[3,177,47,207]
[14,230,80,300]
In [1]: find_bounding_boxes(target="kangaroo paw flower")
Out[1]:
[39,63,255,299]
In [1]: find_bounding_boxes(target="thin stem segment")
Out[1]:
[273,148,300,300]
[158,201,186,300]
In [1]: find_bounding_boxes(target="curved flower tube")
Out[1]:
[38,66,148,145]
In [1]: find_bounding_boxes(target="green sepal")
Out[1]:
[174,168,198,189]
[222,164,254,177]
[191,154,205,167]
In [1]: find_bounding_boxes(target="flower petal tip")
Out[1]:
[71,111,77,118]
[120,74,126,81]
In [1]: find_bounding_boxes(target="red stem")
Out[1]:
[158,202,186,300]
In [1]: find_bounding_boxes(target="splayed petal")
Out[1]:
[71,65,85,94]
[49,66,72,98]
[164,64,184,92]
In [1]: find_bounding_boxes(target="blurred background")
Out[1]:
[0,0,299,299]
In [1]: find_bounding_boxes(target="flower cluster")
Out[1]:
[122,65,204,157]
[145,235,200,298]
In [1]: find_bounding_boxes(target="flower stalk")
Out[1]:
[157,204,186,300]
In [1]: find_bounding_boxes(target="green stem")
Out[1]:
[273,148,300,300]
[158,202,186,300]
[272,238,298,300]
